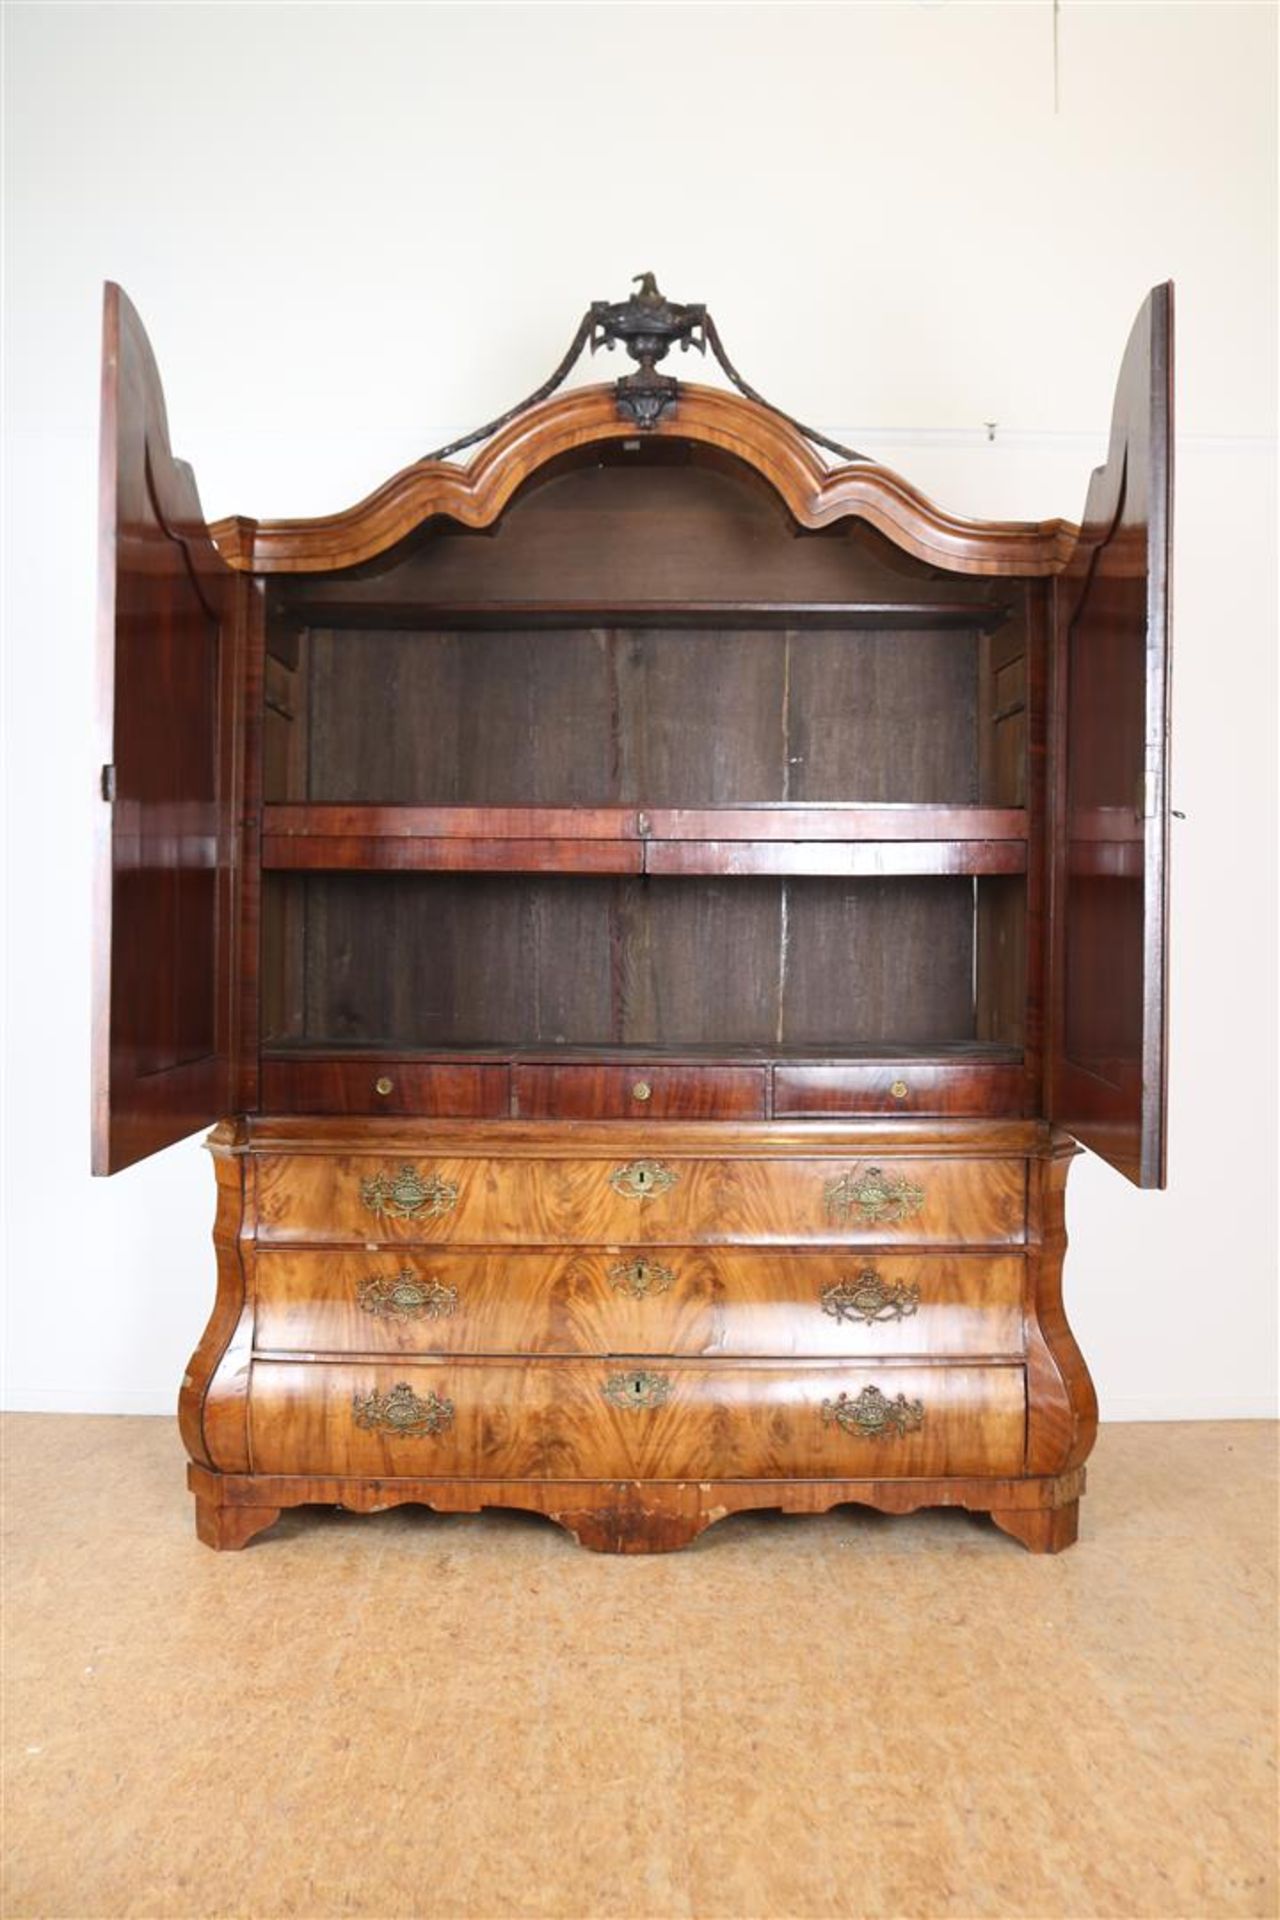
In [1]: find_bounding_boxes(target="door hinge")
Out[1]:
[1135,770,1158,820]
[100,763,117,803]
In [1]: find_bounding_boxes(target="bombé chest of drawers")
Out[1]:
[94,275,1173,1553]
[181,1117,1086,1551]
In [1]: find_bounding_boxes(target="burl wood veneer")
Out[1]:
[96,275,1172,1553]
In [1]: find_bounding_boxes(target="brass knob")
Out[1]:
[632,1080,652,1102]
[889,1079,908,1100]
[374,1075,394,1097]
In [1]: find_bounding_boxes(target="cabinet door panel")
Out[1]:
[1050,285,1173,1188]
[92,285,243,1173]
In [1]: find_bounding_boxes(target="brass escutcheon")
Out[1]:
[821,1384,924,1440]
[607,1256,676,1299]
[360,1164,458,1221]
[357,1270,459,1320]
[352,1381,455,1437]
[824,1164,925,1227]
[889,1079,909,1100]
[602,1369,673,1412]
[631,1081,653,1102]
[609,1159,677,1201]
[374,1075,394,1097]
[819,1270,921,1325]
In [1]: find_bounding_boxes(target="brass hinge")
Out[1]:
[100,764,117,803]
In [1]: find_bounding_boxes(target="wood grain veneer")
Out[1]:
[773,1062,1029,1118]
[209,383,1078,577]
[260,1059,511,1117]
[251,1247,1026,1360]
[93,285,246,1174]
[511,1064,767,1119]
[252,1149,1027,1248]
[246,1357,1027,1480]
[95,280,1172,1556]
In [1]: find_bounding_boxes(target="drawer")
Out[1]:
[773,1063,1028,1119]
[247,1359,1027,1479]
[260,1060,510,1118]
[512,1065,767,1120]
[253,1248,1025,1359]
[253,1154,1026,1248]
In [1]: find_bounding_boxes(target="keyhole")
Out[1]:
[633,1379,643,1399]
[637,1169,652,1193]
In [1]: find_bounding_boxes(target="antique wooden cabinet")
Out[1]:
[92,277,1173,1552]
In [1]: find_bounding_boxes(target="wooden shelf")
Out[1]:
[262,1040,1025,1065]
[270,599,1012,632]
[261,805,1029,877]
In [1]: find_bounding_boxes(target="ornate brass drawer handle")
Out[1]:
[359,1164,458,1221]
[820,1270,921,1325]
[824,1165,925,1228]
[607,1257,676,1299]
[609,1159,677,1201]
[602,1370,673,1412]
[357,1270,459,1321]
[352,1381,455,1436]
[821,1384,924,1440]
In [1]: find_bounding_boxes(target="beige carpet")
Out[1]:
[2,1416,1276,1919]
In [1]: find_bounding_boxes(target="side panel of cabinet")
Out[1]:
[92,284,247,1174]
[1048,284,1173,1187]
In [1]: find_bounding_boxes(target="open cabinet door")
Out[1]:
[92,285,245,1174]
[1049,284,1173,1188]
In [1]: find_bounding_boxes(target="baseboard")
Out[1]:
[0,1388,178,1415]
[1099,1395,1279,1422]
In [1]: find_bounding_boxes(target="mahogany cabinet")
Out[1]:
[92,277,1173,1552]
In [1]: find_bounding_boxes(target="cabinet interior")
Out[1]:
[258,446,1040,1073]
[262,871,1026,1054]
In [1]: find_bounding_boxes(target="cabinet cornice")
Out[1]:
[210,382,1079,579]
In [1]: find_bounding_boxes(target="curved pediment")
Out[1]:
[210,381,1077,578]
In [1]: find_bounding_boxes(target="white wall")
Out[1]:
[3,1,1276,1418]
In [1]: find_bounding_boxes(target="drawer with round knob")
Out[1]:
[260,1059,510,1118]
[246,1358,1027,1480]
[773,1062,1029,1118]
[252,1152,1027,1247]
[251,1248,1026,1359]
[511,1064,767,1119]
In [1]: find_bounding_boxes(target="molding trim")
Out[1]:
[209,381,1080,579]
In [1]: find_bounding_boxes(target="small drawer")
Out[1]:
[260,1060,510,1118]
[252,1248,1026,1359]
[247,1358,1027,1479]
[512,1065,767,1120]
[253,1154,1027,1248]
[774,1063,1028,1118]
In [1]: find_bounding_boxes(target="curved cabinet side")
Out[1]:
[1025,1136,1098,1475]
[178,1120,253,1472]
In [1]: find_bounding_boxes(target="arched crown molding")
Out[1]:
[210,380,1078,579]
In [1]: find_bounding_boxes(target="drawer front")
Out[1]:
[254,1155,1026,1248]
[253,1249,1025,1359]
[773,1063,1028,1119]
[512,1065,767,1120]
[260,1061,510,1118]
[248,1359,1027,1479]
